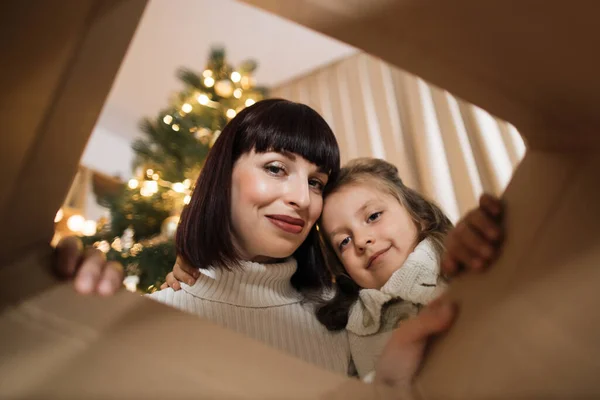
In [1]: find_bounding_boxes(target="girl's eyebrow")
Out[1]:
[355,200,377,217]
[328,199,377,239]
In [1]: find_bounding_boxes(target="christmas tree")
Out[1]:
[82,48,267,293]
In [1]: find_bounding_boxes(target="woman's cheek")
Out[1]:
[308,194,323,225]
[238,170,273,205]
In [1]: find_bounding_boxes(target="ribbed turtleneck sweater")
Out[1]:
[147,258,350,375]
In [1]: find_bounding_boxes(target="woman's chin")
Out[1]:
[253,246,297,262]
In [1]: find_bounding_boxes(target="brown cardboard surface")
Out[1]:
[241,0,600,151]
[0,248,395,399]
[0,0,148,266]
[416,151,600,399]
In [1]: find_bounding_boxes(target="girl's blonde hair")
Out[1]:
[317,158,453,331]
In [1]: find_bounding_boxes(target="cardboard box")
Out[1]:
[3,0,599,398]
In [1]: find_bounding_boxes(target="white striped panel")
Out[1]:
[472,106,514,193]
[357,54,385,159]
[335,59,359,159]
[416,79,460,222]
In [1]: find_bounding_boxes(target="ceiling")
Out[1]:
[95,0,357,141]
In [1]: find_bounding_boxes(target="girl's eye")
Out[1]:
[264,163,286,176]
[308,178,324,192]
[338,236,351,251]
[367,212,382,222]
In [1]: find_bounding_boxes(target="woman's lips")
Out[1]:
[266,215,305,234]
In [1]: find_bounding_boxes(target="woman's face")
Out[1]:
[230,150,329,262]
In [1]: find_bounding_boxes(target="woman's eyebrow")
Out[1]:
[274,150,329,175]
[278,150,296,161]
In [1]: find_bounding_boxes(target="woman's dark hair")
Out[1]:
[176,99,340,295]
[316,158,454,330]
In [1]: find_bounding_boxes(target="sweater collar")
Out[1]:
[181,258,302,308]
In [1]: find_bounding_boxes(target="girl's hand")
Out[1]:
[54,236,123,295]
[441,194,504,277]
[374,297,457,395]
[160,257,199,291]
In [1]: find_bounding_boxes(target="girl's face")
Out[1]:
[321,183,419,289]
[230,150,329,263]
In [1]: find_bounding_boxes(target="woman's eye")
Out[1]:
[338,236,351,251]
[308,179,324,192]
[264,164,286,176]
[367,212,382,222]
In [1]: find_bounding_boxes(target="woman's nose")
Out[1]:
[285,179,311,209]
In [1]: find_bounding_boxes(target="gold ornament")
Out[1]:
[161,216,180,239]
[214,79,234,98]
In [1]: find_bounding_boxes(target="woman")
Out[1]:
[55,99,503,389]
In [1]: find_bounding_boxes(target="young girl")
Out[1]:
[316,157,453,378]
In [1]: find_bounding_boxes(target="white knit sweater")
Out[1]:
[147,258,350,375]
[347,238,446,378]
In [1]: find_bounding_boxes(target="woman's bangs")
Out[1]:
[236,100,340,178]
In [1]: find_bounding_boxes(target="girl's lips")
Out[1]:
[367,247,391,269]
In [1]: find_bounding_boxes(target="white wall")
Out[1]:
[81,126,134,180]
[79,126,135,221]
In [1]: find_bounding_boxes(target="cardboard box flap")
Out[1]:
[240,0,600,150]
[0,0,147,267]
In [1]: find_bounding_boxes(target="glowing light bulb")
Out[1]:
[172,182,185,193]
[202,69,213,78]
[163,115,173,124]
[128,179,139,189]
[184,195,191,204]
[172,124,180,132]
[231,71,241,82]
[204,77,215,87]
[233,89,242,99]
[197,94,209,105]
[140,180,158,197]
[226,109,236,119]
[67,214,85,233]
[181,103,192,113]
[82,220,97,236]
[245,99,256,107]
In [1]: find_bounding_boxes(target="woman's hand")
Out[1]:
[374,297,457,395]
[160,257,199,291]
[54,236,124,295]
[441,194,504,277]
